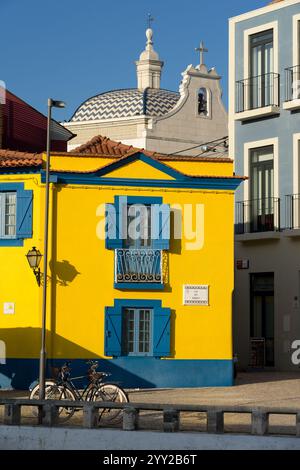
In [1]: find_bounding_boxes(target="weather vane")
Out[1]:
[147,13,154,29]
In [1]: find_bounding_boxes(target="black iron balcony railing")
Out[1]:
[285,65,300,102]
[115,248,162,284]
[236,73,280,113]
[285,194,300,230]
[235,197,280,235]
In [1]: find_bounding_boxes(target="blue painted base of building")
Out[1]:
[0,358,234,390]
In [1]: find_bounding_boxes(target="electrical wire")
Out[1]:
[164,135,228,157]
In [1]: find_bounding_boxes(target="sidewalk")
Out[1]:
[1,371,300,434]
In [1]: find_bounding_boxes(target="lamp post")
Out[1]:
[39,98,66,400]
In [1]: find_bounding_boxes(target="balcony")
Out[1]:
[283,66,300,111]
[235,197,281,241]
[284,194,300,237]
[114,248,163,289]
[235,73,280,121]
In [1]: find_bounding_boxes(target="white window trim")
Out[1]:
[243,21,279,80]
[291,133,300,228]
[283,14,300,109]
[243,138,279,202]
[292,13,300,67]
[234,22,279,121]
[0,192,17,239]
[293,133,300,195]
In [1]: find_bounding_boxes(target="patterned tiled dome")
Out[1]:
[70,88,180,122]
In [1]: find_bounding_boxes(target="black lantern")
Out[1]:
[26,247,42,286]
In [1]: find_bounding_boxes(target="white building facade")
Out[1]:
[63,28,228,156]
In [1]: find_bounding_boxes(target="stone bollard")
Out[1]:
[42,403,59,426]
[83,405,98,428]
[123,407,138,431]
[163,409,179,432]
[251,410,268,435]
[4,404,21,426]
[296,413,300,437]
[207,410,224,434]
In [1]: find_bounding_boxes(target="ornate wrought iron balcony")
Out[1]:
[115,249,163,284]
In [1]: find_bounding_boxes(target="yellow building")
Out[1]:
[0,137,244,389]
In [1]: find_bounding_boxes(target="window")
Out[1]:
[126,204,152,248]
[250,146,274,232]
[249,29,274,108]
[105,300,171,358]
[0,192,17,238]
[198,88,209,116]
[106,196,170,250]
[123,308,152,355]
[0,183,33,246]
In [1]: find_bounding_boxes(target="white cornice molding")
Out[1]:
[229,0,300,25]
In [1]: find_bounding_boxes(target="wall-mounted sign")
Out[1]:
[183,285,209,306]
[236,259,249,270]
[3,303,15,315]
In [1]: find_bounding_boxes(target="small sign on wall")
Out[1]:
[3,303,15,315]
[236,259,249,270]
[183,285,209,306]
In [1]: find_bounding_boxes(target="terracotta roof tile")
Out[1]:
[72,135,232,163]
[0,149,42,168]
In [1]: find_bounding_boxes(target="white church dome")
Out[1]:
[70,88,180,122]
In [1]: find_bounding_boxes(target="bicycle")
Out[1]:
[29,360,128,424]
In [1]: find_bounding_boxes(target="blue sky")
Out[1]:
[0,0,266,121]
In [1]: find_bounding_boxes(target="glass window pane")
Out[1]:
[0,192,16,237]
[138,309,151,353]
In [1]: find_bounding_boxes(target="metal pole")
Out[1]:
[39,98,52,399]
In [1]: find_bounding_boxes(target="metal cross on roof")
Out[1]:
[147,13,154,29]
[195,41,208,66]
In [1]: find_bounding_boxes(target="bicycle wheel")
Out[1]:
[30,381,76,422]
[92,383,128,424]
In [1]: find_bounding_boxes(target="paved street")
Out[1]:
[1,371,300,435]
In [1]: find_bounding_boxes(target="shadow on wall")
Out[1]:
[49,259,80,286]
[0,328,156,390]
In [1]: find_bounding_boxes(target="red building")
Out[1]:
[0,88,74,152]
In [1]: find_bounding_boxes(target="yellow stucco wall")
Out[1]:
[0,154,235,365]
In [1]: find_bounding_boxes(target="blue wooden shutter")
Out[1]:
[16,190,33,239]
[152,204,170,250]
[105,203,123,249]
[153,307,171,357]
[105,306,122,356]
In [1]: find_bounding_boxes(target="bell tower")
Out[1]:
[136,26,164,90]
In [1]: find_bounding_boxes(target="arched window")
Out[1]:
[198,88,209,116]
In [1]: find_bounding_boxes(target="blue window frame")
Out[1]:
[106,196,170,250]
[123,307,153,356]
[0,183,33,247]
[106,196,170,290]
[105,299,171,358]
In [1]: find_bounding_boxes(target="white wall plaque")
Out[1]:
[183,285,209,306]
[3,303,15,315]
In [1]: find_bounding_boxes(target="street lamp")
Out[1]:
[39,98,66,400]
[26,247,42,286]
